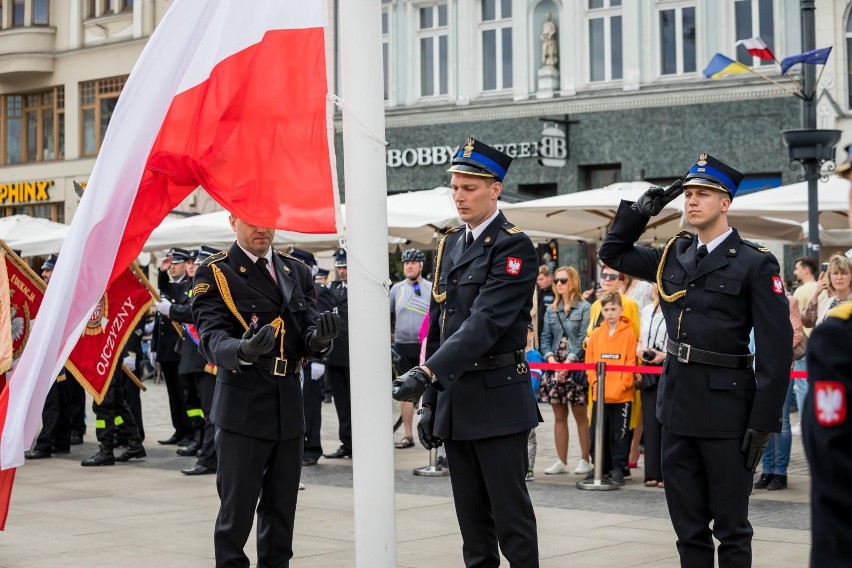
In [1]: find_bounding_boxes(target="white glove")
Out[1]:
[155,299,171,316]
[310,362,326,381]
[144,320,155,334]
[123,354,136,370]
[149,350,157,366]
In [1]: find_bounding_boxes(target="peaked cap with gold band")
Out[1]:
[447,138,513,182]
[682,153,744,199]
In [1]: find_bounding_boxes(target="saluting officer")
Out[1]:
[191,215,339,568]
[393,138,541,567]
[803,153,852,568]
[599,154,792,568]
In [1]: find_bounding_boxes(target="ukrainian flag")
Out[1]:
[702,53,751,79]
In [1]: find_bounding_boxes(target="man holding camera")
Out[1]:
[599,154,791,568]
[191,215,339,567]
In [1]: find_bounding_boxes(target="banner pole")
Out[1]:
[130,261,183,338]
[121,364,147,392]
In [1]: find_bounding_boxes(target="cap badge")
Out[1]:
[463,138,474,158]
[484,236,492,244]
[239,266,247,273]
[697,153,708,166]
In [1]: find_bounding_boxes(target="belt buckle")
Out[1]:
[273,357,288,377]
[677,343,691,364]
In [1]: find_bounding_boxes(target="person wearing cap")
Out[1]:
[392,137,541,566]
[288,248,332,467]
[802,144,852,568]
[389,248,432,449]
[599,153,792,568]
[191,215,339,567]
[152,247,195,447]
[168,245,221,475]
[314,267,329,285]
[322,248,353,459]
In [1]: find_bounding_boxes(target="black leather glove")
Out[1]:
[417,406,443,450]
[309,311,339,352]
[740,428,771,472]
[238,324,276,363]
[392,366,431,402]
[633,178,684,217]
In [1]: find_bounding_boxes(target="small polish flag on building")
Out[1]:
[0,0,337,529]
[735,37,776,61]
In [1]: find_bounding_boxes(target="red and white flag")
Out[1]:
[0,0,337,526]
[735,37,775,61]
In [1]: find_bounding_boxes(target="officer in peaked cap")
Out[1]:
[334,248,347,267]
[314,268,330,285]
[41,254,58,276]
[392,137,541,566]
[323,247,352,459]
[599,153,792,568]
[168,247,191,264]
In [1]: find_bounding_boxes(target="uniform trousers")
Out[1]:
[327,365,352,452]
[65,378,87,439]
[93,373,142,453]
[662,429,754,568]
[444,430,539,568]
[161,361,193,440]
[302,364,324,461]
[34,380,71,453]
[194,373,217,470]
[180,371,205,437]
[124,374,145,442]
[214,428,302,568]
[640,386,663,481]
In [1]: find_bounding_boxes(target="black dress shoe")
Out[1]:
[767,475,787,491]
[323,447,352,459]
[753,473,774,489]
[70,434,84,445]
[322,395,332,404]
[52,447,71,455]
[25,449,51,460]
[176,445,199,457]
[177,437,195,447]
[181,464,216,476]
[116,446,147,462]
[302,456,319,466]
[158,434,181,445]
[81,451,115,466]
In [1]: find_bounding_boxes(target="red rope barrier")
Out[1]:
[528,362,808,379]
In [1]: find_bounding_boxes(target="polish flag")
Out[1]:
[0,0,337,528]
[735,37,776,61]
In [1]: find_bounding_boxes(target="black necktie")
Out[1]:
[256,257,279,290]
[464,231,474,251]
[695,245,708,268]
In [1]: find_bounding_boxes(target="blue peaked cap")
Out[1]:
[683,153,744,199]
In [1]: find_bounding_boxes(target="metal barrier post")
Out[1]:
[413,448,450,477]
[577,361,619,491]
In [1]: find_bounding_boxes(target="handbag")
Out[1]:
[792,333,807,360]
[554,306,588,387]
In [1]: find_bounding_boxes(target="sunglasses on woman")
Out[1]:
[553,278,569,284]
[600,273,620,281]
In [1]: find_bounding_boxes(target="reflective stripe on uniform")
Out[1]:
[95,419,106,429]
[187,408,204,418]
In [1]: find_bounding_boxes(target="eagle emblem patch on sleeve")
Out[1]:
[506,257,522,276]
[771,276,784,295]
[814,381,846,427]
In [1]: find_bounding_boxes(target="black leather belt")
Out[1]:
[253,356,303,377]
[666,339,754,370]
[471,350,526,371]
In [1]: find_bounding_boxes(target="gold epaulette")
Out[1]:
[827,302,852,321]
[741,240,770,253]
[278,250,307,268]
[503,224,523,235]
[200,251,228,266]
[657,232,693,304]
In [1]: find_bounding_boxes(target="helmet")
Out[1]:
[401,248,425,263]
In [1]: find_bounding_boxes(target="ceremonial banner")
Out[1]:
[0,249,12,375]
[0,243,44,363]
[1,0,337,529]
[65,267,152,404]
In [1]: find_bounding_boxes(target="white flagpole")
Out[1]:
[338,0,396,566]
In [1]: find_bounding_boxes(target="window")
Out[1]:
[518,183,557,198]
[80,76,127,156]
[735,0,774,67]
[1,87,64,165]
[418,3,449,97]
[119,0,133,11]
[0,204,64,222]
[659,4,696,75]
[581,164,621,190]
[12,0,23,26]
[382,7,390,100]
[587,0,622,82]
[32,0,47,24]
[480,0,512,91]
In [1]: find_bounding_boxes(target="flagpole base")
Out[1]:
[576,478,620,491]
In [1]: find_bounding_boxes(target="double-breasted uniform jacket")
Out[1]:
[191,242,324,441]
[152,273,191,363]
[324,280,348,367]
[169,285,210,376]
[423,211,541,441]
[599,201,792,438]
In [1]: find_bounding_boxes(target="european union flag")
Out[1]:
[781,46,832,75]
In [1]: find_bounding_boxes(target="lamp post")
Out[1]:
[781,0,840,261]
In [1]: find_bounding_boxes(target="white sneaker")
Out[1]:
[791,422,802,436]
[525,470,535,482]
[298,482,306,490]
[544,460,569,475]
[573,459,594,475]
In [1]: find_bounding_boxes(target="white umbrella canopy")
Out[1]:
[1,215,69,256]
[727,176,850,229]
[384,186,461,246]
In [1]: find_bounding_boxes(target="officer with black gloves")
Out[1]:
[191,215,339,568]
[599,154,791,568]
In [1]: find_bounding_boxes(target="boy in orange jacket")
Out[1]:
[585,292,639,485]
